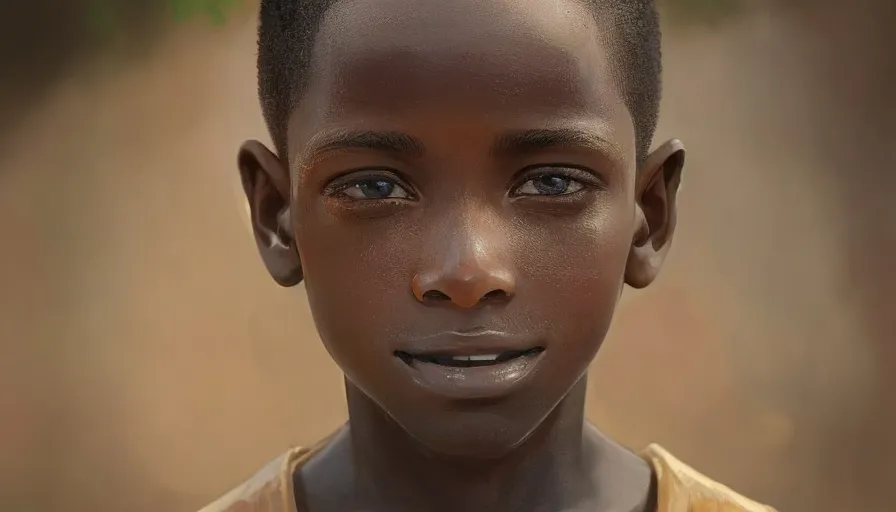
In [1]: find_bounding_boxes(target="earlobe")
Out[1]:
[624,139,685,289]
[237,140,304,287]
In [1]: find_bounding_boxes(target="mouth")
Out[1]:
[394,347,545,368]
[393,333,546,400]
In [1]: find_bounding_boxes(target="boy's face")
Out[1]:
[240,0,683,457]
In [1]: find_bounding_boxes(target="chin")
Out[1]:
[394,407,542,460]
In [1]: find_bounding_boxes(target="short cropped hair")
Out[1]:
[257,0,661,163]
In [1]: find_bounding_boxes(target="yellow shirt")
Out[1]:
[199,442,776,512]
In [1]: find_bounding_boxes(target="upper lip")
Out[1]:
[395,330,542,357]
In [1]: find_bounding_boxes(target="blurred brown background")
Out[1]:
[0,1,893,511]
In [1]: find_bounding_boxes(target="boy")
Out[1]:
[203,0,777,510]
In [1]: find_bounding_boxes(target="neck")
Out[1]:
[344,377,600,512]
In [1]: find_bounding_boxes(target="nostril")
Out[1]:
[482,289,509,301]
[422,290,451,302]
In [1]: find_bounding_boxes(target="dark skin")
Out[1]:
[238,0,684,511]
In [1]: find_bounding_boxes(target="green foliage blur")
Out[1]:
[88,0,246,38]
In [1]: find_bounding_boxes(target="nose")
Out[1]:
[412,235,516,309]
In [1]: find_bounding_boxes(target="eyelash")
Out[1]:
[324,170,416,200]
[510,166,603,197]
[323,166,602,201]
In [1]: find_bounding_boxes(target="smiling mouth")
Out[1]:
[394,347,544,368]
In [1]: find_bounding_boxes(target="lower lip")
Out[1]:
[398,352,544,400]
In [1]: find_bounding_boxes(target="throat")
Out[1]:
[339,378,597,512]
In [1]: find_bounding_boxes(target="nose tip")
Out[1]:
[412,266,515,308]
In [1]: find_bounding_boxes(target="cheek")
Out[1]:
[295,213,421,363]
[515,200,631,349]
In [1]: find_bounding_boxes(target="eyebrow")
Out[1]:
[300,127,619,163]
[302,130,426,161]
[491,128,620,158]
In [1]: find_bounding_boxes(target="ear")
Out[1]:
[237,140,303,287]
[624,139,685,289]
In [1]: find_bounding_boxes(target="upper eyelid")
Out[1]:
[324,169,409,190]
[514,166,603,186]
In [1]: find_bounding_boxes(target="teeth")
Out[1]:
[456,354,499,361]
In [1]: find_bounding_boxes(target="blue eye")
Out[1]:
[341,179,410,199]
[514,174,584,196]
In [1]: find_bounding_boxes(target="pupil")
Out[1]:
[359,180,394,198]
[533,175,568,195]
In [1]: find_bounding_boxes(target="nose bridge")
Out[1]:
[445,207,490,270]
[414,201,515,308]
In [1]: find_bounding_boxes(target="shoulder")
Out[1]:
[197,447,311,512]
[641,444,778,512]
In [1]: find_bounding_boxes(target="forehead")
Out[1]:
[316,0,602,55]
[289,0,632,161]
